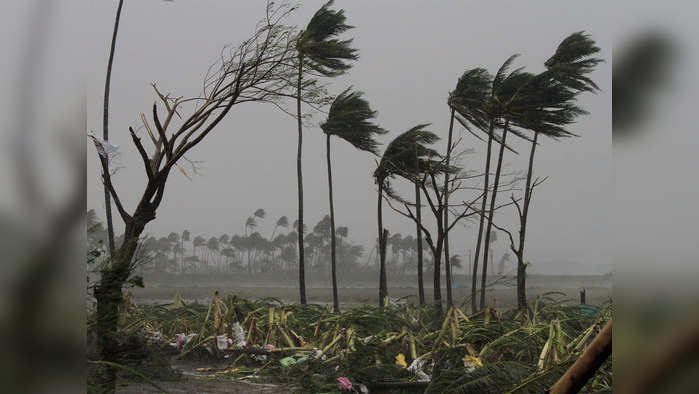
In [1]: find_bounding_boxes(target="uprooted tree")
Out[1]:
[88,2,327,391]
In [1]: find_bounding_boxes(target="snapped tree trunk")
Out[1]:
[102,0,124,256]
[443,108,455,309]
[480,121,509,310]
[517,131,538,310]
[415,181,425,305]
[296,54,306,304]
[325,134,340,313]
[471,121,495,313]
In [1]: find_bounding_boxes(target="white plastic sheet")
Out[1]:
[87,132,119,159]
[232,322,247,348]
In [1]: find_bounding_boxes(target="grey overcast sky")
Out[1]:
[85,0,613,275]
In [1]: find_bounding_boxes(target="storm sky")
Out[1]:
[85,1,613,275]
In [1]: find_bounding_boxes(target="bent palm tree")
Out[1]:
[479,60,536,310]
[294,0,358,304]
[479,36,600,309]
[321,87,386,312]
[510,32,601,309]
[445,67,492,309]
[375,125,442,308]
[449,68,495,313]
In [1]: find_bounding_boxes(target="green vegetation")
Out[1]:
[96,293,610,393]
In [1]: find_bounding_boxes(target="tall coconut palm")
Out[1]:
[445,67,492,309]
[320,87,386,313]
[478,41,598,309]
[101,0,125,257]
[479,60,537,310]
[414,155,425,305]
[294,0,358,304]
[509,32,601,310]
[448,68,494,313]
[375,125,442,308]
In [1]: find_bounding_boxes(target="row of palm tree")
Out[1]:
[362,36,601,313]
[284,1,601,313]
[88,210,371,278]
[447,34,602,312]
[90,207,449,280]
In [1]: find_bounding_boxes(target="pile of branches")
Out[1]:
[113,292,611,393]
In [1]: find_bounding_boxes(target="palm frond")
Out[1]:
[426,361,533,394]
[493,54,521,93]
[375,124,458,187]
[299,0,358,76]
[449,68,492,133]
[321,87,387,154]
[545,31,603,93]
[305,0,352,42]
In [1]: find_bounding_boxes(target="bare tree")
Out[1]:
[386,168,518,311]
[89,3,306,391]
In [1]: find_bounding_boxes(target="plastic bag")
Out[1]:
[337,377,353,391]
[216,335,229,350]
[232,322,247,348]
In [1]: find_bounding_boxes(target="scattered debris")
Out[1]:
[113,293,611,392]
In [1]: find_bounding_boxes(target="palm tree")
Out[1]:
[320,87,386,312]
[270,215,289,240]
[181,229,190,268]
[414,164,425,305]
[441,68,493,309]
[478,45,595,309]
[245,216,257,236]
[448,68,495,313]
[375,125,442,308]
[509,32,601,309]
[101,0,125,257]
[294,0,358,304]
[207,236,220,267]
[193,235,205,264]
[479,60,536,310]
[254,208,266,220]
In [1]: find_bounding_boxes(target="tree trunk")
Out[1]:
[102,0,124,257]
[443,108,455,309]
[377,181,387,307]
[326,134,340,313]
[415,181,425,305]
[93,207,152,393]
[471,121,495,313]
[380,229,389,306]
[92,3,124,391]
[517,131,538,310]
[432,241,443,314]
[296,54,306,304]
[480,121,509,310]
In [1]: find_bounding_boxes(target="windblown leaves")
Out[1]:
[321,87,387,154]
[298,0,358,77]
